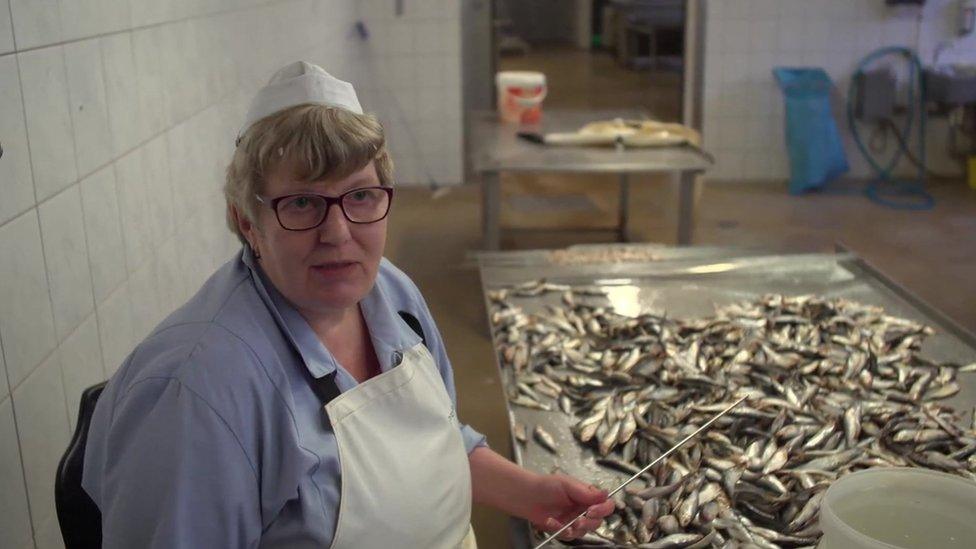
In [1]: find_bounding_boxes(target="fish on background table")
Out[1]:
[467,109,713,249]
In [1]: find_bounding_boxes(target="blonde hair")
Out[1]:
[224,104,394,242]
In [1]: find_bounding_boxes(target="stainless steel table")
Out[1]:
[475,244,976,548]
[467,110,713,250]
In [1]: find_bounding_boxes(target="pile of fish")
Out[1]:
[489,280,976,548]
[548,247,662,266]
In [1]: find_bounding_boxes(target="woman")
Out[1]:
[83,61,613,548]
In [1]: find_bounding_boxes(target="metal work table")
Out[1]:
[475,244,976,548]
[467,110,713,250]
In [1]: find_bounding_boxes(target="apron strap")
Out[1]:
[310,371,342,407]
[397,311,426,347]
[309,310,427,408]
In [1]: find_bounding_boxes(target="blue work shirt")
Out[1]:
[82,247,486,548]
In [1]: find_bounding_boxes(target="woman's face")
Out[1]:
[239,161,388,315]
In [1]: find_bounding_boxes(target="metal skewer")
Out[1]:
[532,394,749,549]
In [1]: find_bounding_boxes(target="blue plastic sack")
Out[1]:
[773,68,849,194]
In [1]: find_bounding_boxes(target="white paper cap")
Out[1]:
[237,61,363,144]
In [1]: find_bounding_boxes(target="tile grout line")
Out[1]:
[0,77,242,231]
[0,332,38,548]
[76,163,109,383]
[5,282,132,395]
[50,38,82,433]
[92,27,129,380]
[0,37,41,538]
[26,42,76,458]
[4,0,15,52]
[5,0,285,57]
[158,126,182,319]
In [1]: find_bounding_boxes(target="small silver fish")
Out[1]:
[640,497,660,528]
[558,395,573,414]
[509,395,551,411]
[762,447,789,474]
[638,533,703,549]
[788,489,825,531]
[532,425,558,454]
[926,381,960,400]
[598,419,622,456]
[533,382,560,400]
[596,458,642,476]
[513,422,527,445]
[656,514,681,535]
[636,476,688,499]
[843,403,862,448]
[675,490,699,528]
[797,448,862,471]
[721,467,742,498]
[618,410,637,445]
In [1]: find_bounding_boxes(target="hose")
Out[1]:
[881,118,957,180]
[846,47,935,210]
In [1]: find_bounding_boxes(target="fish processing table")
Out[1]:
[467,110,713,250]
[476,244,976,548]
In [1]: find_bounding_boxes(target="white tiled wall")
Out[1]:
[37,186,95,342]
[0,55,34,225]
[0,0,463,547]
[0,398,33,549]
[703,0,976,181]
[13,351,70,549]
[19,45,78,201]
[357,0,464,186]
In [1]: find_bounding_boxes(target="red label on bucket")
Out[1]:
[504,87,543,124]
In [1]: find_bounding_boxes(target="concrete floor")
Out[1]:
[382,46,976,547]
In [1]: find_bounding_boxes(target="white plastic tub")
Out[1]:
[818,467,976,548]
[495,71,546,124]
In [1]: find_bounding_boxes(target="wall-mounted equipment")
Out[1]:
[854,67,897,122]
[925,64,976,105]
[961,0,976,36]
[847,47,935,210]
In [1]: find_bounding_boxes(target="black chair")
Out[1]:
[56,381,106,549]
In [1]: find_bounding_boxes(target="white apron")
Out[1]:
[325,343,478,549]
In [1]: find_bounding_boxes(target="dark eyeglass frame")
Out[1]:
[255,186,394,231]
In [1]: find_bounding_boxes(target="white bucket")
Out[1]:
[495,71,547,124]
[819,467,976,548]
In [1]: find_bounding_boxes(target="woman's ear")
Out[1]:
[230,204,258,250]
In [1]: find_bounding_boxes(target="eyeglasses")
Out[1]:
[255,187,394,231]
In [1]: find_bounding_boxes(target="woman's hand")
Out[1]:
[469,447,614,541]
[522,473,614,541]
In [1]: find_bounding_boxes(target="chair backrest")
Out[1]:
[56,381,106,549]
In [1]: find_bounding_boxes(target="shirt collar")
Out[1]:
[240,246,421,379]
[360,276,423,368]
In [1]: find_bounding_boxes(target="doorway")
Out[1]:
[495,0,686,119]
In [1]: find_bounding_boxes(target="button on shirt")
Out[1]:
[82,248,486,548]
